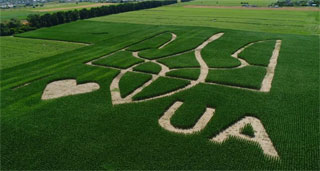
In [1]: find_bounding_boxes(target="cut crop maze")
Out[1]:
[1,1,319,170]
[86,31,282,105]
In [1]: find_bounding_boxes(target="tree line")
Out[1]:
[1,19,36,36]
[0,1,177,36]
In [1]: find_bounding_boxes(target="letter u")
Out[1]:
[158,101,215,134]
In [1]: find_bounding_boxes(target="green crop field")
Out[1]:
[0,36,85,69]
[0,2,112,21]
[90,4,319,35]
[0,1,319,170]
[180,0,277,6]
[176,0,316,7]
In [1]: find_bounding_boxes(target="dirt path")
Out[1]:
[118,33,224,105]
[211,116,279,158]
[33,3,112,12]
[159,33,177,49]
[231,43,252,68]
[184,5,320,11]
[84,32,281,105]
[195,33,224,83]
[159,101,215,134]
[86,32,224,105]
[260,40,282,92]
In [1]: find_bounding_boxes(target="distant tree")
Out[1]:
[79,8,89,19]
[89,7,97,18]
[2,1,178,36]
[7,19,21,28]
[0,23,11,36]
[27,14,41,28]
[49,13,59,26]
[64,11,72,23]
[70,10,79,21]
[40,13,52,27]
[0,18,34,36]
[56,12,66,24]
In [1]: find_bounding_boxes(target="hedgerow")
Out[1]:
[0,1,177,36]
[0,19,35,36]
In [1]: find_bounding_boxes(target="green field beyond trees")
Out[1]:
[0,36,85,69]
[0,1,319,170]
[181,0,278,6]
[90,4,319,35]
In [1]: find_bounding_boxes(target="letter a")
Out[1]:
[210,116,279,158]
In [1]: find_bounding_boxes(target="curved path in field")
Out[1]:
[108,32,224,105]
[159,33,177,49]
[158,101,215,134]
[84,32,281,105]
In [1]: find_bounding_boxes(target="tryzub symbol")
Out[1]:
[86,32,281,105]
[107,33,224,105]
[42,32,282,159]
[83,32,282,159]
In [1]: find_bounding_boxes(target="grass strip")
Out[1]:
[133,62,161,74]
[119,71,152,98]
[166,69,200,80]
[241,124,255,137]
[239,40,276,67]
[127,32,172,51]
[206,66,266,89]
[93,51,144,69]
[133,76,190,100]
[158,51,200,69]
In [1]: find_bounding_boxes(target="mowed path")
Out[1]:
[32,3,113,12]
